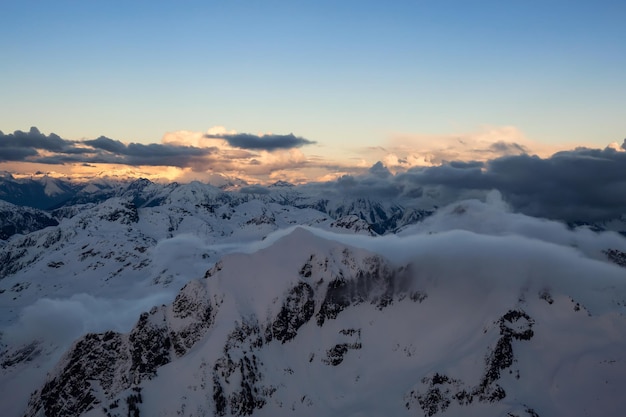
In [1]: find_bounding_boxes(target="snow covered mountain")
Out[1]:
[0,173,83,209]
[0,200,58,240]
[17,226,626,417]
[2,184,626,417]
[1,177,432,234]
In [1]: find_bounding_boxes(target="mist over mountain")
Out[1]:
[1,174,626,417]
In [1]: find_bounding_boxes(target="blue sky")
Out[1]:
[1,1,625,181]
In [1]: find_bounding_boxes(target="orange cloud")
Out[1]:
[358,125,590,173]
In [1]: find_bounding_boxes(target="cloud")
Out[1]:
[365,125,589,172]
[83,136,127,154]
[0,127,74,153]
[295,140,626,223]
[0,146,39,162]
[3,292,172,347]
[3,125,625,213]
[166,133,324,184]
[205,132,316,151]
[416,147,626,221]
[367,146,625,222]
[0,127,76,162]
[205,200,626,315]
[0,127,218,168]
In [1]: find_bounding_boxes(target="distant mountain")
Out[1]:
[0,174,81,209]
[1,175,625,236]
[0,176,432,235]
[0,200,58,240]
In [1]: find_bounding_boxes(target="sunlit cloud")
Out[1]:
[2,126,624,191]
[362,125,590,173]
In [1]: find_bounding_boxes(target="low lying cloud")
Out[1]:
[3,292,173,347]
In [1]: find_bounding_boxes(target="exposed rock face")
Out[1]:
[212,318,274,417]
[23,238,420,417]
[207,246,419,417]
[405,309,536,416]
[17,226,624,417]
[266,282,315,343]
[605,248,626,268]
[312,250,414,326]
[97,199,139,225]
[323,329,362,366]
[24,280,215,417]
[329,215,376,236]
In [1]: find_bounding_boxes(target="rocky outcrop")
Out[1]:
[315,250,414,325]
[23,280,215,417]
[265,282,315,343]
[23,234,425,417]
[605,248,626,268]
[329,215,376,236]
[405,309,536,416]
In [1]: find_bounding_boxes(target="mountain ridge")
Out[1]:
[18,227,626,417]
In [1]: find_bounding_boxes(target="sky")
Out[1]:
[1,0,625,183]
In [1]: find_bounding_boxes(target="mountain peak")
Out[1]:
[270,180,294,187]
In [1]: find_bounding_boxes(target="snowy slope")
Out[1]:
[0,200,59,240]
[0,184,374,413]
[2,189,626,417]
[16,223,626,417]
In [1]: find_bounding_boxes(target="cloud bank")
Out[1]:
[0,127,322,181]
[303,142,626,222]
[0,127,216,167]
[2,126,626,222]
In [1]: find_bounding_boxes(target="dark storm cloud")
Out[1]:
[488,141,528,154]
[0,127,217,168]
[448,161,484,169]
[309,145,626,223]
[307,163,406,200]
[0,127,72,153]
[397,147,626,221]
[85,136,217,166]
[0,127,79,161]
[206,132,315,151]
[83,136,127,154]
[0,146,39,162]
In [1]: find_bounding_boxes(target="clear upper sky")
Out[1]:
[1,0,625,179]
